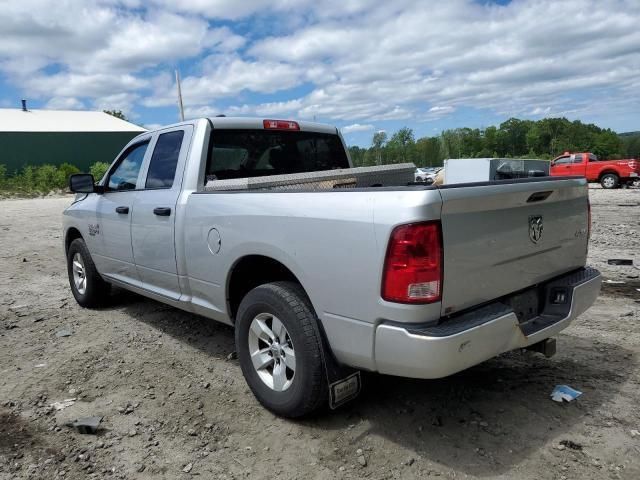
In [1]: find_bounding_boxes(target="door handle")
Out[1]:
[153,207,171,216]
[115,206,129,214]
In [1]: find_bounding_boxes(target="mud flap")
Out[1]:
[309,316,362,409]
[328,371,361,409]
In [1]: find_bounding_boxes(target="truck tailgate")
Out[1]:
[438,178,589,316]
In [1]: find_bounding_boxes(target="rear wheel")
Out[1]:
[66,238,111,307]
[600,173,619,189]
[235,281,328,418]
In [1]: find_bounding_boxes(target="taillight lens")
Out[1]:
[382,221,443,304]
[263,119,300,130]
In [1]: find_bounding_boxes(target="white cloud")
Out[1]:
[151,0,380,20]
[224,99,304,117]
[183,104,223,118]
[239,0,640,121]
[0,0,637,131]
[0,1,233,105]
[428,106,454,114]
[45,97,86,110]
[530,106,552,116]
[341,123,375,133]
[144,54,305,107]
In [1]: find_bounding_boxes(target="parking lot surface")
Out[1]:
[1,186,639,479]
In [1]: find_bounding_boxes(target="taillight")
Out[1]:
[382,221,443,304]
[263,119,300,130]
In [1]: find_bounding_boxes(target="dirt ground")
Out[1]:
[1,186,639,480]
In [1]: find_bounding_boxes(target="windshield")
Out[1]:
[206,129,349,180]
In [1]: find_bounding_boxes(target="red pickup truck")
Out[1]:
[550,152,639,188]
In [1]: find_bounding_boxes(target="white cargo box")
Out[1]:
[205,163,416,191]
[444,158,550,184]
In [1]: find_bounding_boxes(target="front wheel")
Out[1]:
[600,173,619,189]
[235,282,328,418]
[66,238,111,307]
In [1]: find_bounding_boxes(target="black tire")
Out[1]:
[66,238,111,308]
[415,176,423,182]
[600,173,619,189]
[235,281,328,418]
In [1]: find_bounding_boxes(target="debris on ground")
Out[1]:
[551,385,583,403]
[182,462,193,473]
[117,402,136,414]
[66,416,103,434]
[607,259,634,265]
[50,398,77,410]
[55,328,72,337]
[559,439,583,451]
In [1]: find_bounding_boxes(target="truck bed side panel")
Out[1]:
[182,189,442,369]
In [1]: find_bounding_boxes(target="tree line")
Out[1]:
[348,117,640,168]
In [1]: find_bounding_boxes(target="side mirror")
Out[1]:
[69,173,103,194]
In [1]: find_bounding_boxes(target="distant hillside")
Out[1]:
[619,131,640,137]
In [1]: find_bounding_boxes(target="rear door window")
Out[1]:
[206,130,349,180]
[554,155,571,165]
[107,142,149,191]
[145,130,185,189]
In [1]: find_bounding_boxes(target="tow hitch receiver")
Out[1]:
[526,338,557,358]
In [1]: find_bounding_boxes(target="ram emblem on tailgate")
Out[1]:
[529,215,543,244]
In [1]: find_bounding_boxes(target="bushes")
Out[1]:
[0,162,106,195]
[89,162,109,182]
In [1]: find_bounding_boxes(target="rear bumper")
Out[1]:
[374,267,601,379]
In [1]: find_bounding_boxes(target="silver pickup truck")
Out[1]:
[63,117,601,417]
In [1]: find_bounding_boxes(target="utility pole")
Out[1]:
[175,69,185,122]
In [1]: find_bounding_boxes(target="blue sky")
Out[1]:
[0,0,638,146]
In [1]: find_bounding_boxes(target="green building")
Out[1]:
[0,107,146,173]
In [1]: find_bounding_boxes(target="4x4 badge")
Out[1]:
[529,215,543,243]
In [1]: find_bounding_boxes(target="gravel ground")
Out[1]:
[1,186,639,480]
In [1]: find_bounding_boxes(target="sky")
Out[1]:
[0,0,638,146]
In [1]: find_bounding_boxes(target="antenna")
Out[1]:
[175,69,185,122]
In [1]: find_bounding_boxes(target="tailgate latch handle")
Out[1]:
[527,191,552,203]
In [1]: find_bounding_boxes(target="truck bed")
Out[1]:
[204,163,417,191]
